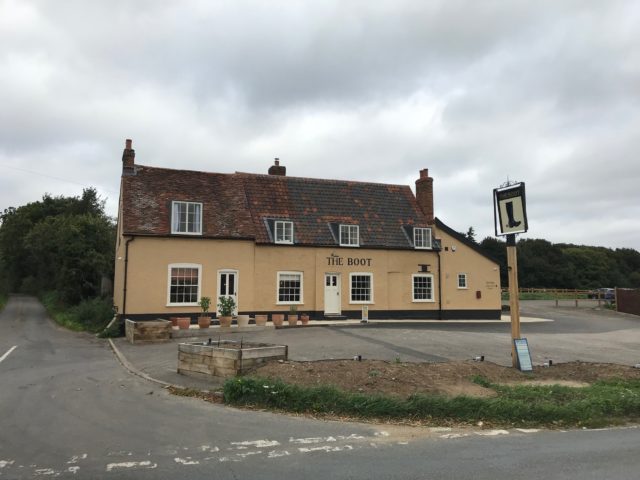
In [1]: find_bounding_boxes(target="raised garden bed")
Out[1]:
[178,340,288,379]
[125,319,172,344]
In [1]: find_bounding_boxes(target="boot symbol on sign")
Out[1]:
[505,201,521,228]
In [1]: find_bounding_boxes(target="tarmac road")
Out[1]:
[1,295,639,479]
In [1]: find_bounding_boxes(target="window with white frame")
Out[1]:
[350,273,373,303]
[414,227,432,249]
[275,220,294,244]
[340,224,359,247]
[412,274,434,302]
[277,272,302,303]
[171,201,202,235]
[167,264,201,305]
[457,273,468,289]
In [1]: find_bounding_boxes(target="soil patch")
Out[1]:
[253,360,640,398]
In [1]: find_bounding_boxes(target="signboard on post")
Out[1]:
[493,183,528,236]
[513,338,533,372]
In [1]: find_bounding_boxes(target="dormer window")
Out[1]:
[171,201,202,235]
[275,220,294,244]
[339,224,359,247]
[414,227,432,249]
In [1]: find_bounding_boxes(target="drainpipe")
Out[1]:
[122,236,135,319]
[437,248,443,320]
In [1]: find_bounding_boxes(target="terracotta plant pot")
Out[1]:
[176,317,191,330]
[288,314,299,326]
[254,314,268,326]
[218,316,232,328]
[300,314,310,325]
[271,314,285,327]
[198,316,211,329]
[169,317,179,327]
[237,314,250,328]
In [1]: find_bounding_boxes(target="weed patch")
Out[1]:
[41,291,114,333]
[224,376,640,428]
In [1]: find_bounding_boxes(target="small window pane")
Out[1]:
[414,228,432,249]
[350,274,371,302]
[170,267,199,304]
[278,273,301,302]
[172,202,202,234]
[413,275,433,301]
[340,225,359,246]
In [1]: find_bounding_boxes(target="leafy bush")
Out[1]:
[41,291,114,333]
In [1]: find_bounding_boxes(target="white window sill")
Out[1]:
[412,299,435,303]
[167,302,199,307]
[276,301,304,306]
[170,231,203,236]
[340,244,360,248]
[414,246,432,250]
[275,240,294,245]
[457,287,468,290]
[349,301,374,305]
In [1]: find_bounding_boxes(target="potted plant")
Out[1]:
[198,296,212,328]
[288,305,299,326]
[217,296,235,328]
[254,314,268,326]
[300,312,310,325]
[271,313,285,327]
[237,314,250,328]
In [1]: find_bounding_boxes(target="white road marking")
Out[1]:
[106,461,157,472]
[231,440,280,448]
[515,428,541,433]
[67,466,80,474]
[474,430,510,436]
[0,346,17,364]
[267,450,290,458]
[298,445,353,453]
[440,433,470,439]
[66,454,87,464]
[0,460,15,468]
[34,468,58,476]
[174,457,199,465]
[199,445,220,453]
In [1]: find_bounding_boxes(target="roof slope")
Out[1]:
[240,173,429,248]
[121,165,254,238]
[120,165,430,248]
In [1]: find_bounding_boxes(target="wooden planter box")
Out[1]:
[125,319,172,345]
[178,340,288,379]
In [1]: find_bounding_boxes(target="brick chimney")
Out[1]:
[268,158,286,176]
[415,168,434,223]
[122,138,135,175]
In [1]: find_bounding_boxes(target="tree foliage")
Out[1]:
[478,236,640,289]
[0,189,115,304]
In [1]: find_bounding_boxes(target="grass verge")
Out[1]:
[0,293,7,312]
[223,376,640,428]
[41,291,114,333]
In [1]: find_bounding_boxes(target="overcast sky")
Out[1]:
[1,0,639,250]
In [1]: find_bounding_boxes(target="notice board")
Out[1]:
[514,338,533,372]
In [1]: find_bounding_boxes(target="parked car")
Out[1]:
[588,288,615,300]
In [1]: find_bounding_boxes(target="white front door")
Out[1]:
[324,273,341,315]
[218,270,238,315]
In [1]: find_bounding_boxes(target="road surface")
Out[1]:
[1,295,639,479]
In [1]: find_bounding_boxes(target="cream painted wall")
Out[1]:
[436,229,501,311]
[113,232,499,316]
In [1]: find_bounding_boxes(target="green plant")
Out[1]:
[394,357,401,364]
[198,296,211,315]
[289,304,298,314]
[217,296,236,316]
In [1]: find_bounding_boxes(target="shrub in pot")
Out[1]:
[217,296,236,328]
[198,296,212,328]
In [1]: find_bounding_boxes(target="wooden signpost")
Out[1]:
[494,182,528,368]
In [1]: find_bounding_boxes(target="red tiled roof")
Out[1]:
[120,165,430,248]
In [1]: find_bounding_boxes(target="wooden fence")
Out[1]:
[616,288,640,316]
[501,288,611,307]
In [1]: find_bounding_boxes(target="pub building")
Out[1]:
[113,139,501,322]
